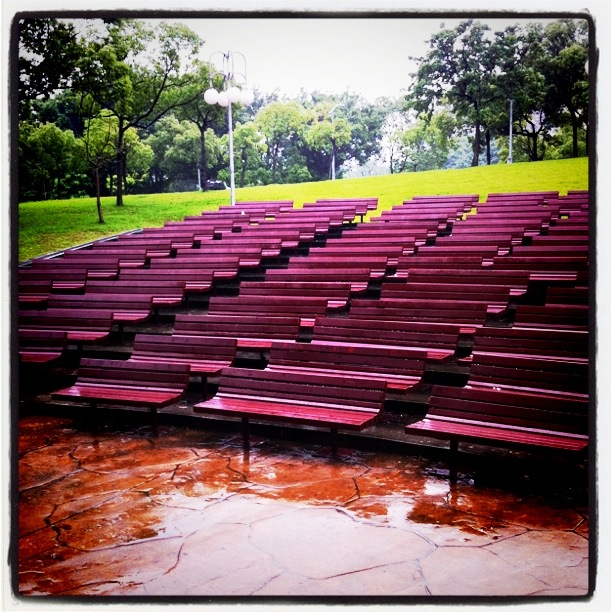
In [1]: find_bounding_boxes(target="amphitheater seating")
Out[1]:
[20,191,590,458]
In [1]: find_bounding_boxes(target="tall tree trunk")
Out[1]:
[485,129,492,165]
[115,126,125,207]
[95,168,104,224]
[471,122,481,167]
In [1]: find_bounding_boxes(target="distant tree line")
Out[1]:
[16,17,589,210]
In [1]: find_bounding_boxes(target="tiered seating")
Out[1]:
[21,191,590,459]
[406,194,589,460]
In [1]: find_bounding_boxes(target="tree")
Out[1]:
[175,62,228,190]
[409,20,499,167]
[232,122,267,187]
[304,105,352,180]
[255,101,308,183]
[391,110,456,173]
[18,122,86,201]
[537,19,589,157]
[74,19,203,206]
[18,18,82,120]
[79,114,117,222]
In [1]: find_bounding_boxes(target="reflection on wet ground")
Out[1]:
[16,415,590,598]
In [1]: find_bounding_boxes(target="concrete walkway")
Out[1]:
[15,414,591,601]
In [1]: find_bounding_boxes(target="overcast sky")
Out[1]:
[152,16,561,102]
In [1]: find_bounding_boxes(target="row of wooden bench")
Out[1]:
[21,191,592,460]
[49,324,589,454]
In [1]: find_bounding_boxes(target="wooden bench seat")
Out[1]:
[193,367,386,453]
[52,358,191,431]
[85,279,186,305]
[18,329,67,364]
[403,267,530,285]
[61,249,150,267]
[118,268,214,295]
[267,340,425,392]
[19,308,114,345]
[513,304,589,330]
[405,383,588,453]
[207,295,346,325]
[47,294,155,325]
[381,281,514,305]
[469,325,588,364]
[130,334,237,396]
[394,256,487,273]
[349,298,494,327]
[265,267,383,283]
[469,351,589,396]
[173,314,303,349]
[545,286,589,305]
[239,280,365,299]
[311,316,460,363]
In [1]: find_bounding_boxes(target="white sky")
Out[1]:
[158,16,561,102]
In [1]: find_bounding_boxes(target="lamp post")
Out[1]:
[203,51,254,205]
[507,98,514,164]
[330,103,342,180]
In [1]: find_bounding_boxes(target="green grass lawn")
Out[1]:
[17,157,588,262]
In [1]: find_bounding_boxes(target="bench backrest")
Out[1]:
[312,316,460,351]
[19,308,114,332]
[428,383,588,436]
[472,325,589,361]
[513,304,589,329]
[207,295,337,317]
[173,313,302,341]
[239,281,355,299]
[470,351,589,395]
[269,340,425,378]
[76,358,191,391]
[381,282,512,303]
[349,298,490,324]
[132,333,237,363]
[217,367,386,412]
[48,293,154,310]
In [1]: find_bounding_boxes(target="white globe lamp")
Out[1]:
[239,89,254,106]
[203,88,219,105]
[226,85,242,103]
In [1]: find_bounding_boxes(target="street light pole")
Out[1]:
[508,98,514,164]
[203,51,254,205]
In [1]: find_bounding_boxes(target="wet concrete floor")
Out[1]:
[13,412,592,601]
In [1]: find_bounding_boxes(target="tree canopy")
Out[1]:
[16,16,590,211]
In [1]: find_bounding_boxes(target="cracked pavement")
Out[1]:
[15,415,589,598]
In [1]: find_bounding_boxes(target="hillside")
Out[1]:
[18,158,589,262]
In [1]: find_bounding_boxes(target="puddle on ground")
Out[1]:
[15,415,589,596]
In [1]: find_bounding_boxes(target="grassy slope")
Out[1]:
[18,157,588,262]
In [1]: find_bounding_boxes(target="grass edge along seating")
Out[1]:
[52,358,191,433]
[194,367,386,455]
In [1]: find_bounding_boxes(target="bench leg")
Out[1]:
[241,417,250,450]
[449,439,459,482]
[201,375,208,399]
[151,407,158,436]
[330,428,339,458]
